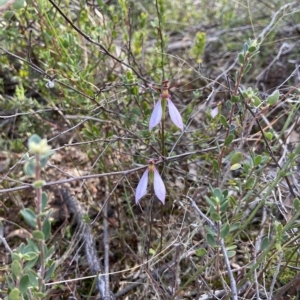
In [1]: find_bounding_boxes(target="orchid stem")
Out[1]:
[161,119,165,158]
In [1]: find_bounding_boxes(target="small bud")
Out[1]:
[28,134,51,155]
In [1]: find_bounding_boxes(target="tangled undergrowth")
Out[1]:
[1,0,300,299]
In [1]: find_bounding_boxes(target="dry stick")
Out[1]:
[59,189,115,299]
[257,2,296,41]
[47,0,150,85]
[103,177,111,299]
[0,146,221,194]
[186,196,238,300]
[269,250,283,300]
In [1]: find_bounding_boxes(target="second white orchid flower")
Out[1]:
[135,162,166,204]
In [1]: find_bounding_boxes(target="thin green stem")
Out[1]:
[34,153,45,294]
[161,119,165,158]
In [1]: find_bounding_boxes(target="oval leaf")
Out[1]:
[206,233,217,247]
[211,212,221,221]
[20,208,37,228]
[195,248,207,257]
[230,163,241,171]
[32,230,45,241]
[42,219,51,240]
[267,90,279,105]
[19,274,30,294]
[8,288,21,300]
[11,260,22,277]
[226,250,236,258]
[231,152,243,165]
[224,134,234,146]
[220,222,230,238]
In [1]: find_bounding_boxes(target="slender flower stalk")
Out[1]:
[149,80,184,131]
[135,161,166,204]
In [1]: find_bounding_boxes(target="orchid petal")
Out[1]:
[167,99,184,131]
[153,167,166,204]
[210,106,219,118]
[135,169,149,204]
[149,99,162,130]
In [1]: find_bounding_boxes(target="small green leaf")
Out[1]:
[12,0,24,9]
[231,152,243,165]
[226,100,232,110]
[206,233,217,247]
[24,160,36,177]
[226,244,237,250]
[195,248,207,257]
[19,274,30,294]
[45,261,56,281]
[42,219,51,240]
[11,260,22,277]
[248,45,257,52]
[62,38,69,48]
[12,253,22,261]
[264,132,273,140]
[267,90,280,105]
[212,159,219,171]
[4,11,15,20]
[254,155,262,166]
[24,256,39,270]
[20,208,37,228]
[243,63,252,75]
[42,192,48,212]
[33,180,46,188]
[28,134,42,146]
[252,95,261,107]
[294,198,300,210]
[132,106,141,116]
[222,190,229,198]
[261,236,269,251]
[32,230,45,241]
[220,223,230,238]
[211,212,221,221]
[45,245,55,259]
[149,248,155,255]
[9,288,21,300]
[229,195,237,206]
[230,163,241,171]
[220,115,228,127]
[230,95,240,103]
[245,177,255,189]
[22,252,38,261]
[25,239,39,252]
[25,269,39,287]
[213,188,222,200]
[40,155,50,168]
[220,200,229,212]
[275,242,281,251]
[35,292,47,298]
[226,250,236,258]
[225,134,234,146]
[205,225,217,236]
[238,53,244,65]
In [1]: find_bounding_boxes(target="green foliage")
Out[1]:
[1,0,300,298]
[190,32,206,62]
